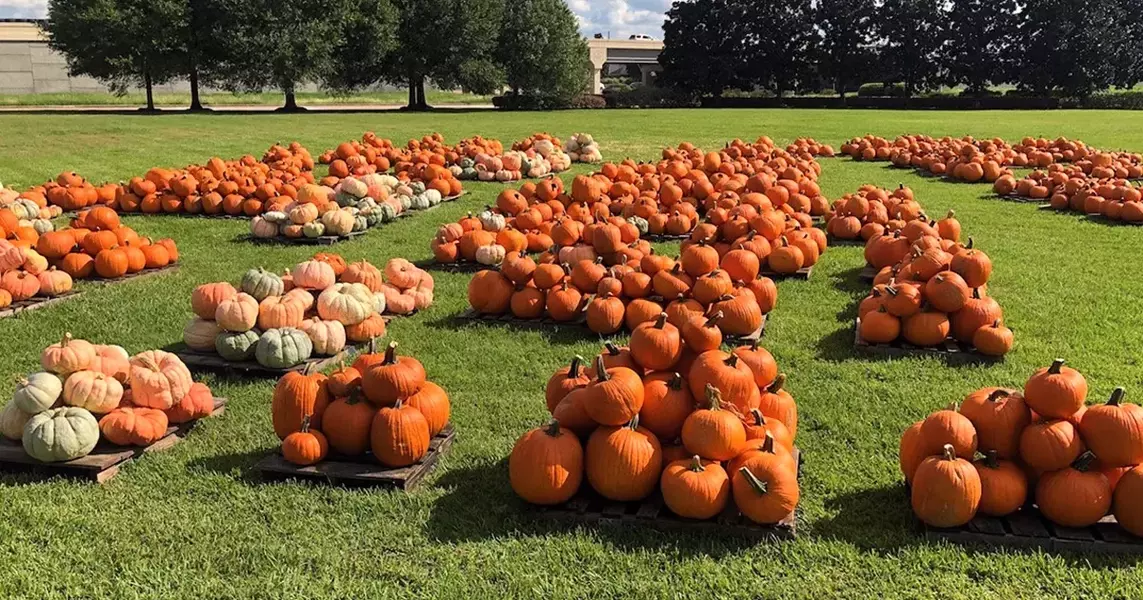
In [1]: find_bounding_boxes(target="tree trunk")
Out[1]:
[189,67,204,111]
[144,70,155,111]
[408,83,417,108]
[279,87,305,112]
[417,78,429,109]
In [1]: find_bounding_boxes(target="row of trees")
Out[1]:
[45,0,589,110]
[661,0,1143,98]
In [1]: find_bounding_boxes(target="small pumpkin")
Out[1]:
[22,406,100,462]
[509,420,584,505]
[255,328,313,369]
[282,415,328,466]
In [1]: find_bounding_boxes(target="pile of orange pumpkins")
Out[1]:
[903,360,1143,537]
[509,340,799,525]
[270,342,450,468]
[858,210,1012,356]
[824,185,932,242]
[467,239,775,337]
[995,162,1143,223]
[1,334,217,463]
[0,205,178,309]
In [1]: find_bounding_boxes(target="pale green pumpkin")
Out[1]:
[303,221,326,238]
[364,211,384,228]
[31,219,54,234]
[378,204,398,223]
[216,329,261,361]
[22,407,99,463]
[425,189,443,205]
[255,328,313,368]
[240,267,284,301]
[410,194,431,211]
[628,216,649,235]
[13,372,63,414]
[353,215,368,232]
[0,402,31,441]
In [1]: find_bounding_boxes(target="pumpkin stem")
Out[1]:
[668,372,683,390]
[654,313,668,329]
[1073,451,1096,472]
[704,384,723,410]
[966,237,975,250]
[627,415,640,430]
[688,455,704,472]
[725,354,739,368]
[593,355,610,382]
[767,374,786,393]
[383,342,398,365]
[545,419,562,437]
[982,450,1000,469]
[299,414,311,433]
[945,209,955,219]
[761,432,776,454]
[1048,359,1066,375]
[738,467,769,496]
[705,311,724,328]
[569,356,584,379]
[61,332,73,347]
[941,443,956,461]
[1108,387,1126,407]
[750,409,764,427]
[604,342,623,357]
[986,389,1010,403]
[719,293,735,301]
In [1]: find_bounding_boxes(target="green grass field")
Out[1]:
[1,109,1142,599]
[0,90,492,108]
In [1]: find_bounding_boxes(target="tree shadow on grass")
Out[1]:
[424,312,607,346]
[424,459,761,559]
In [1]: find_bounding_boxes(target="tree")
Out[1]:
[497,0,590,107]
[944,0,1019,94]
[322,0,399,93]
[1016,0,1125,97]
[387,0,504,110]
[740,0,816,97]
[814,0,876,97]
[1113,0,1143,88]
[878,0,947,97]
[660,0,748,97]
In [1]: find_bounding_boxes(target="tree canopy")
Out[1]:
[498,0,590,108]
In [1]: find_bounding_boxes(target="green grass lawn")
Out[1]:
[0,90,493,108]
[1,109,1142,598]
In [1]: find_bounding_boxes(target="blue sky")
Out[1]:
[0,0,669,38]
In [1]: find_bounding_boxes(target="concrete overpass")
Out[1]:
[587,39,664,94]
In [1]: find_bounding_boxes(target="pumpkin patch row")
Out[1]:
[859,220,1012,356]
[903,360,1143,538]
[0,205,179,309]
[0,180,65,224]
[994,166,1143,223]
[467,240,775,338]
[183,255,432,369]
[510,339,799,526]
[248,175,455,241]
[0,334,218,463]
[823,184,937,243]
[842,134,1143,184]
[271,341,450,468]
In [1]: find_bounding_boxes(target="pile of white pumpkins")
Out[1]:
[0,180,62,231]
[1,334,218,462]
[563,133,603,164]
[182,256,433,369]
[248,174,446,240]
[452,148,571,182]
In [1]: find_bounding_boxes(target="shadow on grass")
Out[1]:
[425,459,760,558]
[186,447,270,484]
[424,312,605,346]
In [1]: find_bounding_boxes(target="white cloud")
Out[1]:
[571,0,669,40]
[0,0,47,19]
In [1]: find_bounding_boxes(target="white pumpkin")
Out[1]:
[317,283,376,325]
[250,216,279,239]
[299,318,347,356]
[322,210,355,236]
[0,402,31,441]
[13,372,63,414]
[183,318,222,351]
[479,209,506,232]
[475,244,506,266]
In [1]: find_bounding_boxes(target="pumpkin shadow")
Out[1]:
[186,447,270,484]
[424,313,603,346]
[830,265,870,299]
[811,484,924,552]
[424,459,762,558]
[813,325,863,363]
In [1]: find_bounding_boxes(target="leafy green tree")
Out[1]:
[660,0,748,97]
[322,0,399,93]
[497,0,590,107]
[814,0,876,97]
[1112,0,1143,88]
[944,0,1018,94]
[1015,0,1124,97]
[878,0,947,97]
[740,0,816,97]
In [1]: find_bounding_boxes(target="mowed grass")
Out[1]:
[0,109,1142,599]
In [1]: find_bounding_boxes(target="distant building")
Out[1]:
[586,38,663,94]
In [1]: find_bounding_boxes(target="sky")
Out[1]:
[0,0,670,39]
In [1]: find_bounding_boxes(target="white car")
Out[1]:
[629,34,656,41]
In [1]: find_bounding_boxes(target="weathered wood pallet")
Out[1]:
[859,265,879,282]
[825,235,866,247]
[170,212,252,220]
[173,344,352,377]
[1038,204,1063,211]
[991,193,1044,204]
[761,266,812,281]
[854,317,1000,361]
[0,398,226,484]
[533,448,800,540]
[244,230,369,246]
[644,232,692,243]
[921,507,1143,555]
[1085,213,1143,226]
[87,264,180,284]
[0,291,82,320]
[457,308,767,344]
[255,425,455,490]
[417,259,489,274]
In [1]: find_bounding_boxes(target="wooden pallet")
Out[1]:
[761,266,812,281]
[170,212,252,220]
[255,425,455,490]
[244,230,369,246]
[533,448,800,540]
[0,291,82,320]
[416,259,489,274]
[859,265,879,282]
[1085,213,1143,226]
[922,508,1143,555]
[854,317,1000,361]
[825,236,866,247]
[173,344,353,377]
[0,398,226,483]
[645,232,693,243]
[992,193,1044,204]
[88,264,180,284]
